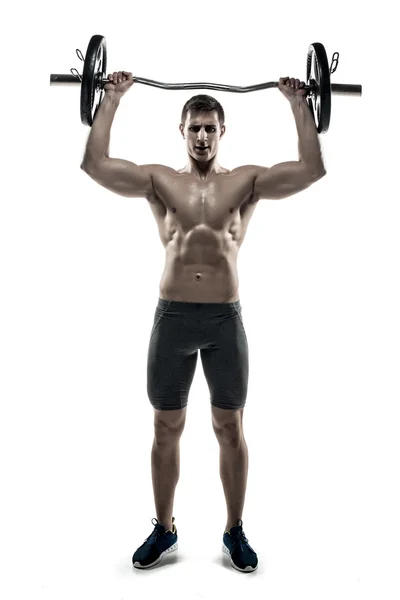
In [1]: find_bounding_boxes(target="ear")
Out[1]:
[179,123,184,138]
[220,125,226,139]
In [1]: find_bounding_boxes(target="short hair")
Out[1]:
[181,95,225,128]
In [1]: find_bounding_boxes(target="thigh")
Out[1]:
[147,308,198,411]
[200,309,249,410]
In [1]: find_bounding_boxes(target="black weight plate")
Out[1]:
[306,42,331,134]
[80,35,107,127]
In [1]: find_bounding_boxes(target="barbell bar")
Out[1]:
[50,34,362,133]
[50,72,361,95]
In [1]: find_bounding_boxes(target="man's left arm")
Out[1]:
[250,83,327,201]
[290,96,326,174]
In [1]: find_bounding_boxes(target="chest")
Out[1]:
[157,174,254,226]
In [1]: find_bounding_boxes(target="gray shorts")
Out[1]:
[147,298,249,411]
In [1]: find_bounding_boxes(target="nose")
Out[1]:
[197,128,207,143]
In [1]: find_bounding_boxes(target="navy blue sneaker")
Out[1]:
[222,520,258,572]
[132,517,178,569]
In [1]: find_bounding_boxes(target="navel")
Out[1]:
[172,207,177,213]
[230,207,234,213]
[195,273,201,281]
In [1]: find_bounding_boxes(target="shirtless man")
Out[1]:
[80,71,326,572]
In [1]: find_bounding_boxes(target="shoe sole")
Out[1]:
[133,541,178,569]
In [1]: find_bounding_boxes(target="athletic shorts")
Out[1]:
[147,298,249,411]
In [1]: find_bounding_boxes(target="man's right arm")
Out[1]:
[80,92,156,199]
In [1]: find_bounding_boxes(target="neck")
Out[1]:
[184,155,222,180]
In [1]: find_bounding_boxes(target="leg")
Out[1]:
[147,299,199,529]
[200,301,249,530]
[151,407,187,531]
[211,406,249,531]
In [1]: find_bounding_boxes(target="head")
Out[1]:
[179,95,226,164]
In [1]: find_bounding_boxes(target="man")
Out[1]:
[80,71,326,572]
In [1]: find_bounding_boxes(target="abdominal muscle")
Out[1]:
[159,225,240,303]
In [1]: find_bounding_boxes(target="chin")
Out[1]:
[193,152,212,159]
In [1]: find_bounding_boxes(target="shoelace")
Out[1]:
[231,530,249,551]
[145,526,165,543]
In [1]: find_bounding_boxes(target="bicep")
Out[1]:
[252,161,326,200]
[82,158,159,198]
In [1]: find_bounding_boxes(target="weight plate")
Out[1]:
[306,42,331,134]
[80,34,107,127]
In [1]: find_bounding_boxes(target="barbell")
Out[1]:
[50,34,362,133]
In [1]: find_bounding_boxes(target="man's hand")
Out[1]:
[104,71,134,98]
[278,76,307,103]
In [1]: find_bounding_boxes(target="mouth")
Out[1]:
[195,146,209,152]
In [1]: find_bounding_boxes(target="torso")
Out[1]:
[147,165,259,303]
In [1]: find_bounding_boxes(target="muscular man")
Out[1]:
[80,72,326,572]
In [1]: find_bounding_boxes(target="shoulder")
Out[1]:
[142,164,179,179]
[226,165,269,202]
[228,165,267,177]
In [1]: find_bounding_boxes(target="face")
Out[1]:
[180,110,225,161]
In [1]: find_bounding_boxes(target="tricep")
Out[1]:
[81,158,156,198]
[252,161,326,200]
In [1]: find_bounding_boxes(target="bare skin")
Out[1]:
[83,111,322,303]
[147,155,257,304]
[85,110,262,301]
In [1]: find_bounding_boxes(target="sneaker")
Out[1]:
[132,517,178,569]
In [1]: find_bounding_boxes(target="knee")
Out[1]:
[154,423,184,444]
[154,409,186,443]
[213,421,243,446]
[212,406,244,444]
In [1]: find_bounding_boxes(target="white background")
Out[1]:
[1,1,399,599]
